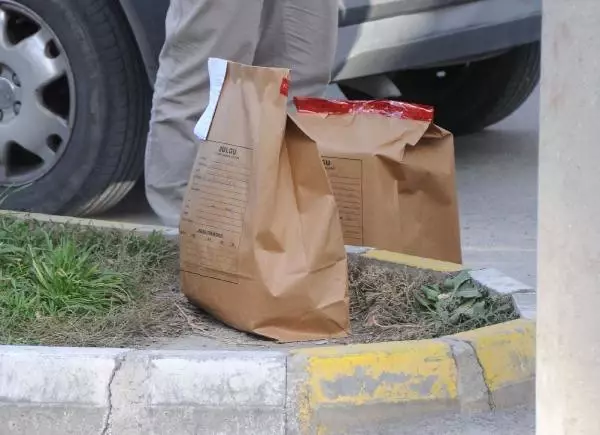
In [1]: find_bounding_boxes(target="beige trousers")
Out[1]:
[145,0,339,227]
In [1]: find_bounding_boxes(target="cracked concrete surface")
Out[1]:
[107,350,287,435]
[0,347,124,435]
[101,352,129,435]
[441,337,491,413]
[0,348,287,435]
[464,340,497,411]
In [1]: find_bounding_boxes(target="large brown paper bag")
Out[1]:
[293,98,462,264]
[180,59,349,342]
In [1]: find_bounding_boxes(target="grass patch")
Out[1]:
[0,216,186,347]
[0,216,518,348]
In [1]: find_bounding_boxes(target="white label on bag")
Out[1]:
[193,57,228,140]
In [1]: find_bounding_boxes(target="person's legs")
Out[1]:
[254,0,339,98]
[145,0,263,227]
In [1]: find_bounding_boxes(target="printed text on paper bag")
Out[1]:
[181,141,251,283]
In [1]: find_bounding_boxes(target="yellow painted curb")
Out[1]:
[295,340,458,405]
[363,249,464,272]
[452,319,535,401]
[289,339,459,433]
[288,320,536,433]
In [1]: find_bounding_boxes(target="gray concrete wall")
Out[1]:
[537,1,600,433]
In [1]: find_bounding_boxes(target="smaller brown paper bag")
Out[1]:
[294,98,462,264]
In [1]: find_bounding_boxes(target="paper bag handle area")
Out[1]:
[293,97,434,122]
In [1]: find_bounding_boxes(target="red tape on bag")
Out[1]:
[294,97,434,122]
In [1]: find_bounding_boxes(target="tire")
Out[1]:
[0,0,150,215]
[342,42,540,136]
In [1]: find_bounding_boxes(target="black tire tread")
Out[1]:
[62,0,149,216]
[443,42,540,135]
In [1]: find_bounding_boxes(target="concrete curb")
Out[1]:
[287,319,535,434]
[0,322,535,435]
[0,348,287,435]
[0,211,179,240]
[0,213,536,434]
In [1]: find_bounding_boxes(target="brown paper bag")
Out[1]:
[293,98,462,264]
[180,59,349,342]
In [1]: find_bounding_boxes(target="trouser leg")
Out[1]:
[254,0,339,98]
[146,0,338,226]
[145,0,263,227]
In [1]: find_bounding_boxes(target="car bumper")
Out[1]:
[335,0,542,80]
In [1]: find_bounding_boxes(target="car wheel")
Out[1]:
[0,0,150,215]
[341,42,540,136]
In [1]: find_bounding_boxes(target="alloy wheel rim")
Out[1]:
[0,0,75,186]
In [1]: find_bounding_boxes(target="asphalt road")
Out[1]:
[456,88,539,286]
[98,88,540,286]
[389,406,535,434]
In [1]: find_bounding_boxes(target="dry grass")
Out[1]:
[346,255,518,343]
[0,217,517,348]
[347,254,445,342]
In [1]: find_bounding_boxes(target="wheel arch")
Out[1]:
[115,0,168,87]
